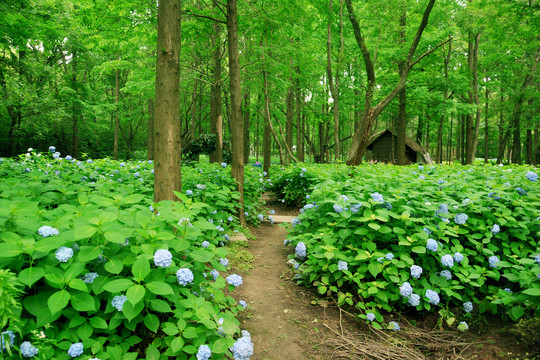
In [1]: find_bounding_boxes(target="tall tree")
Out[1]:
[153,0,182,202]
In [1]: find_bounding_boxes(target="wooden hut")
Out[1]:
[366,129,432,164]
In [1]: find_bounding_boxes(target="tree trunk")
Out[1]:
[190,55,199,142]
[526,129,533,164]
[396,5,407,165]
[210,19,223,163]
[295,66,304,162]
[484,88,489,163]
[436,36,452,164]
[243,89,251,164]
[534,125,539,165]
[326,0,340,160]
[153,0,182,202]
[263,95,271,175]
[71,51,79,159]
[465,31,481,164]
[262,70,285,166]
[227,0,245,224]
[114,67,120,160]
[147,98,154,160]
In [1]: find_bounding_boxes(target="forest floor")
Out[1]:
[230,194,538,360]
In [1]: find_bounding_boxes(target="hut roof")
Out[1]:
[368,129,426,154]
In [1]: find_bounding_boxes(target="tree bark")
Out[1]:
[227,0,245,225]
[295,66,304,162]
[243,88,251,164]
[465,32,481,164]
[326,0,340,160]
[153,0,182,202]
[210,19,223,163]
[262,70,285,166]
[147,98,154,160]
[436,36,452,164]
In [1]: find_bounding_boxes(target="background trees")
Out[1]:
[1,0,538,166]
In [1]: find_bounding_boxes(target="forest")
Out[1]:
[1,0,538,167]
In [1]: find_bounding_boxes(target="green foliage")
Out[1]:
[0,152,264,358]
[283,163,539,329]
[510,317,540,349]
[0,269,23,329]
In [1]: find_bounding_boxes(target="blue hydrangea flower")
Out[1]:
[53,152,60,159]
[0,330,15,352]
[257,214,264,221]
[491,224,500,234]
[154,249,172,268]
[400,282,413,297]
[425,289,440,305]
[426,239,438,252]
[82,272,99,284]
[411,265,423,279]
[210,269,219,280]
[186,190,193,196]
[220,258,229,267]
[226,274,243,287]
[239,300,247,309]
[65,155,73,161]
[197,344,212,360]
[20,341,39,357]
[48,145,56,153]
[454,252,464,263]
[388,321,400,331]
[459,321,469,331]
[504,288,512,293]
[437,204,448,214]
[208,219,214,224]
[232,331,254,360]
[295,242,306,258]
[463,301,473,313]
[455,213,468,225]
[440,270,452,280]
[270,210,275,215]
[515,187,527,196]
[366,313,375,321]
[196,184,206,190]
[350,203,362,213]
[535,255,540,265]
[221,162,227,168]
[488,256,500,268]
[441,254,454,268]
[337,260,348,271]
[178,218,191,226]
[526,170,538,182]
[419,175,425,180]
[377,257,384,263]
[408,293,420,307]
[86,159,92,164]
[268,216,274,224]
[55,246,74,262]
[291,217,301,228]
[202,241,210,248]
[228,216,234,222]
[371,192,384,202]
[177,268,194,285]
[333,204,343,213]
[339,195,349,202]
[38,225,59,237]
[423,226,431,235]
[111,295,128,311]
[385,253,394,261]
[68,342,84,358]
[244,212,249,217]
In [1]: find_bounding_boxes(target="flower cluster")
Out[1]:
[454,252,464,263]
[410,265,423,279]
[154,249,173,268]
[385,253,394,261]
[38,225,59,237]
[408,294,420,307]
[55,246,74,262]
[239,300,247,309]
[177,268,194,285]
[491,224,500,234]
[333,204,344,213]
[463,301,473,313]
[226,274,243,287]
[20,341,39,357]
[0,330,15,352]
[439,270,452,280]
[371,192,384,202]
[488,255,500,268]
[366,313,375,321]
[350,203,362,213]
[337,260,348,271]
[197,344,212,360]
[388,321,400,331]
[232,330,254,360]
[82,272,99,284]
[399,282,413,297]
[68,342,84,357]
[426,239,438,252]
[295,242,306,258]
[425,289,440,305]
[441,254,454,268]
[455,213,468,225]
[111,295,128,311]
[220,258,229,267]
[526,170,538,182]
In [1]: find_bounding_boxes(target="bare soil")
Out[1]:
[231,195,538,360]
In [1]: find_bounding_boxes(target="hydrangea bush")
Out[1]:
[283,164,539,329]
[0,152,260,358]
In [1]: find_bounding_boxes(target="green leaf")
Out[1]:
[74,225,97,240]
[89,317,108,329]
[71,292,96,312]
[367,262,382,277]
[354,251,370,261]
[0,242,22,258]
[104,231,126,244]
[105,259,124,274]
[522,288,540,296]
[122,298,144,322]
[103,279,134,292]
[170,336,184,353]
[144,314,160,332]
[146,345,160,360]
[77,323,93,340]
[78,246,101,262]
[508,306,525,321]
[132,256,150,282]
[18,267,45,286]
[126,284,146,305]
[212,339,230,353]
[411,246,426,254]
[150,299,172,313]
[162,322,179,336]
[146,281,174,296]
[68,279,88,292]
[48,289,71,314]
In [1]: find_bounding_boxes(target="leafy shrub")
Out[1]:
[0,151,261,358]
[283,164,540,329]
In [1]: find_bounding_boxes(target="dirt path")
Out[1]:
[234,198,328,360]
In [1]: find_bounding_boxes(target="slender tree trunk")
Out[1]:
[465,32,481,164]
[243,89,251,164]
[295,66,304,162]
[113,67,120,160]
[326,0,341,160]
[436,36,452,163]
[227,0,245,224]
[396,5,407,165]
[153,0,181,202]
[263,97,271,175]
[484,88,489,163]
[210,19,223,163]
[526,129,533,164]
[447,116,453,164]
[71,51,79,158]
[262,70,285,166]
[190,55,199,142]
[534,125,539,165]
[147,98,154,160]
